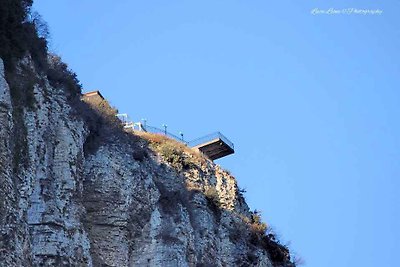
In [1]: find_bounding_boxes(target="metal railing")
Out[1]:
[142,125,187,144]
[115,115,234,150]
[187,132,234,149]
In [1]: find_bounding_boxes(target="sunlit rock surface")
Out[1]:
[0,57,292,267]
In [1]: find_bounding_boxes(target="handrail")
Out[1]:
[187,132,234,149]
[115,115,234,151]
[142,125,187,144]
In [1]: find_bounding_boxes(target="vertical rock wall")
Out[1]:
[0,57,291,267]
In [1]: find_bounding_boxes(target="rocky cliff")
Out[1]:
[0,55,294,267]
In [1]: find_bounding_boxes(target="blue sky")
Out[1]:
[34,1,400,266]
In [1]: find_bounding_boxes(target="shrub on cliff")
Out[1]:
[245,210,293,266]
[158,142,192,170]
[249,210,268,235]
[137,132,204,170]
[47,55,82,98]
[0,0,47,71]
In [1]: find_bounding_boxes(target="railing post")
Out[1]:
[162,124,167,135]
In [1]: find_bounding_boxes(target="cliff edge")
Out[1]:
[0,56,294,266]
[0,1,294,266]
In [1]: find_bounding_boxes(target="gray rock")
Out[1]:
[0,57,291,267]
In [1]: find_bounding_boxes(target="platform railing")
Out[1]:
[116,115,234,150]
[187,132,234,150]
[142,125,187,144]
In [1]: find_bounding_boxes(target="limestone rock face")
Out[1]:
[0,57,292,267]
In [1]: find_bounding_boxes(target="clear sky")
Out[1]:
[33,1,400,266]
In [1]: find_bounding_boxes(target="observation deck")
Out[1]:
[82,90,235,161]
[188,132,234,160]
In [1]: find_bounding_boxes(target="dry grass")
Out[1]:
[135,131,207,166]
[236,211,268,237]
[78,95,148,159]
[249,211,268,236]
[138,132,293,265]
[244,212,292,265]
